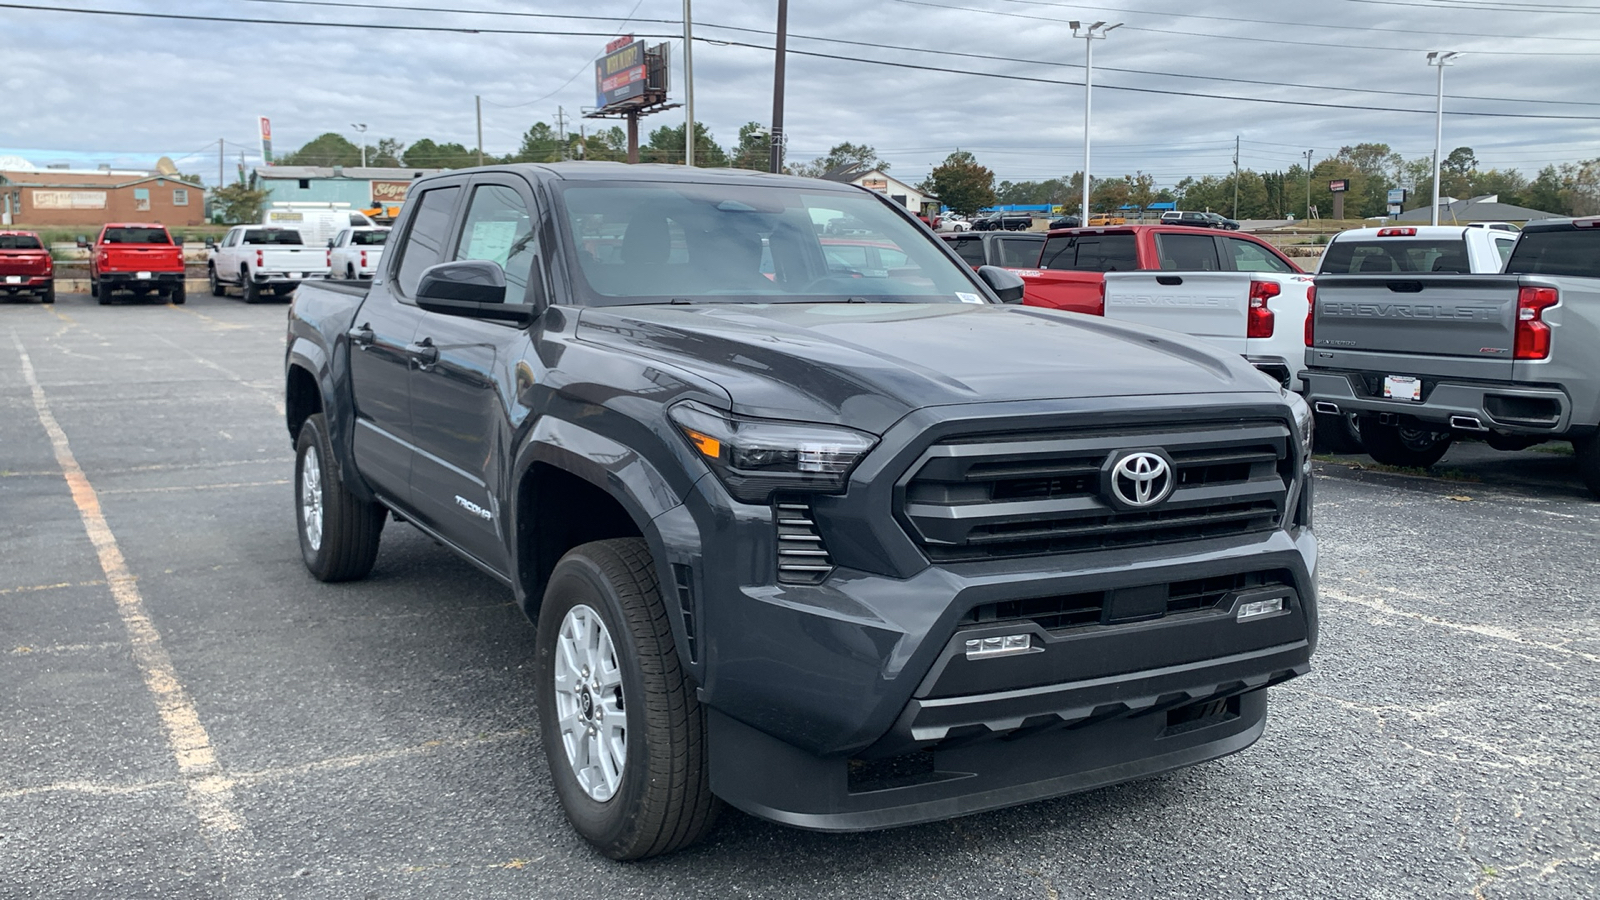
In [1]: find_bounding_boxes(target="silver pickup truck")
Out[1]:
[1302,216,1600,496]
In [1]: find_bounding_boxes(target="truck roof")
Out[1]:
[1329,225,1473,240]
[1043,223,1232,236]
[101,222,170,230]
[435,161,861,193]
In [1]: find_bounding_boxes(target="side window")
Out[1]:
[225,229,239,248]
[1494,238,1515,267]
[394,186,461,297]
[952,238,987,267]
[998,238,1040,268]
[454,183,537,305]
[1155,233,1221,270]
[1225,237,1292,273]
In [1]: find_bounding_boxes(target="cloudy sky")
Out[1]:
[2,0,1597,190]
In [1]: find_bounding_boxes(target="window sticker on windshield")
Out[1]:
[956,292,984,305]
[466,220,518,267]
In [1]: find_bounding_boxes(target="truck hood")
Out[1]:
[574,302,1274,433]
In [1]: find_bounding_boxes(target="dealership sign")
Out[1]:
[595,38,648,111]
[1328,179,1349,193]
[260,116,274,165]
[370,180,412,204]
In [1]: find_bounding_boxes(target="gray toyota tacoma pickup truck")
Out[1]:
[284,162,1318,859]
[1303,216,1600,494]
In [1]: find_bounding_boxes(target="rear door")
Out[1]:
[1103,271,1251,355]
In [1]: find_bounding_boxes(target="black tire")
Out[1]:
[89,278,100,299]
[535,538,719,860]
[209,266,224,296]
[41,282,55,304]
[1312,411,1362,454]
[170,284,186,305]
[1575,435,1600,500]
[95,280,110,305]
[347,264,357,280]
[294,413,384,581]
[243,270,262,304]
[1359,418,1453,468]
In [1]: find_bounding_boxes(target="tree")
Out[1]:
[1525,165,1567,215]
[927,150,995,216]
[511,123,563,163]
[1441,146,1478,199]
[788,141,889,178]
[371,138,406,168]
[211,183,270,224]
[641,122,728,166]
[403,139,481,169]
[576,126,628,162]
[730,122,771,171]
[276,133,363,167]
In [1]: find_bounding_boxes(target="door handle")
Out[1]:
[407,337,439,369]
[347,323,375,348]
[1156,275,1183,286]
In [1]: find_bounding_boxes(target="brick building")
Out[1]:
[0,170,207,228]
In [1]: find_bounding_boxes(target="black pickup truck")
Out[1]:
[284,162,1318,859]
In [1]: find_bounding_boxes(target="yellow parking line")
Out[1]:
[0,579,108,597]
[98,479,289,496]
[11,331,243,836]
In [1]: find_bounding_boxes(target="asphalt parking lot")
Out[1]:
[3,292,1596,900]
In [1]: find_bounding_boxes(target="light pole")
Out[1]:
[770,0,788,174]
[1070,21,1120,223]
[684,0,695,167]
[1302,149,1314,219]
[351,123,368,167]
[1427,51,1460,226]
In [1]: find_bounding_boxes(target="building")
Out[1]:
[819,165,938,215]
[0,169,206,228]
[1394,194,1561,225]
[251,165,445,212]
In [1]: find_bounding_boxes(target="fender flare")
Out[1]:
[286,336,375,502]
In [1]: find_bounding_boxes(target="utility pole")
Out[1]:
[476,95,484,166]
[769,0,788,174]
[1232,135,1240,220]
[1070,21,1121,224]
[218,138,225,191]
[1427,51,1460,227]
[684,0,695,167]
[1303,149,1314,219]
[556,107,568,160]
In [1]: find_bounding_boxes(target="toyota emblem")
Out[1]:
[1109,451,1174,508]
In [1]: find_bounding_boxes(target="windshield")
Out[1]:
[554,182,984,305]
[1319,238,1471,274]
[103,227,170,245]
[244,229,305,245]
[350,230,389,246]
[0,234,43,250]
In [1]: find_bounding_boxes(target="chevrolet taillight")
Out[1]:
[1304,285,1317,347]
[256,249,264,267]
[360,250,368,268]
[1514,285,1559,360]
[1248,280,1280,338]
[1094,278,1106,316]
[326,249,331,266]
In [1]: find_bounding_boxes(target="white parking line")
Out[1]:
[11,331,244,837]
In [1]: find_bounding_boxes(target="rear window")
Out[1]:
[350,230,388,246]
[1504,229,1600,278]
[1039,233,1138,271]
[1319,238,1470,274]
[0,234,43,250]
[102,227,170,245]
[243,229,305,245]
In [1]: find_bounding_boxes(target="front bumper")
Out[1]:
[1303,368,1571,434]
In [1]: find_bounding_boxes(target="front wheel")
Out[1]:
[209,266,224,296]
[294,413,384,581]
[1360,418,1453,468]
[535,539,719,860]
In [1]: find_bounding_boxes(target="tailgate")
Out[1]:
[107,246,182,271]
[262,248,322,272]
[1102,271,1249,354]
[0,250,51,277]
[1312,275,1518,374]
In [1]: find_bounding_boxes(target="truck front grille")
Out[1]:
[775,498,833,584]
[901,420,1293,562]
[960,570,1295,631]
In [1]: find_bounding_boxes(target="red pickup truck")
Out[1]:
[78,223,187,305]
[0,230,54,303]
[1014,224,1303,314]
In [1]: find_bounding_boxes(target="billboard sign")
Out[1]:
[370,180,413,204]
[595,39,648,111]
[1386,188,1407,204]
[1328,179,1349,193]
[260,116,274,165]
[31,190,107,210]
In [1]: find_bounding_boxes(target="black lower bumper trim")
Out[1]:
[707,688,1271,832]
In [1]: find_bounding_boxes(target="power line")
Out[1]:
[1342,0,1600,14]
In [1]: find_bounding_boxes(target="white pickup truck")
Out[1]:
[206,225,330,302]
[1101,269,1315,391]
[326,226,389,280]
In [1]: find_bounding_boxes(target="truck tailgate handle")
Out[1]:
[1386,281,1424,293]
[346,323,375,348]
[1156,275,1183,285]
[406,337,439,368]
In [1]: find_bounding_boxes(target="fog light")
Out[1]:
[965,633,1031,659]
[1237,596,1286,621]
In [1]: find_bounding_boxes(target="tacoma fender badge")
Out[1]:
[455,495,493,521]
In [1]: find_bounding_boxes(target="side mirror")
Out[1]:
[172,234,184,245]
[205,239,217,250]
[327,239,336,248]
[75,235,89,248]
[976,265,1026,304]
[415,259,534,324]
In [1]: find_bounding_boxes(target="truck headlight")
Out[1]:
[669,401,878,504]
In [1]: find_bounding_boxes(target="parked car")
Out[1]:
[1086,213,1127,227]
[264,203,376,248]
[206,225,329,302]
[940,231,1045,269]
[1303,215,1600,493]
[1160,210,1217,228]
[936,214,971,233]
[0,230,55,303]
[1016,224,1310,388]
[1202,212,1242,231]
[327,226,390,280]
[78,223,186,305]
[285,161,1317,859]
[1047,215,1082,230]
[972,211,1033,231]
